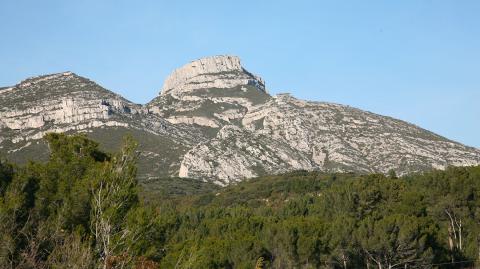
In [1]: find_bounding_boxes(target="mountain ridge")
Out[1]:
[1,55,479,185]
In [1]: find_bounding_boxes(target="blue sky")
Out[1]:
[0,1,479,147]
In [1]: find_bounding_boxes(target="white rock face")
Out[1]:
[179,125,314,185]
[0,71,207,180]
[166,116,220,128]
[161,55,266,97]
[148,55,271,128]
[178,93,480,181]
[0,72,142,133]
[244,94,480,175]
[0,97,119,130]
[158,57,480,182]
[2,56,480,185]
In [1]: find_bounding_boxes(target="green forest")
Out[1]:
[1,134,480,269]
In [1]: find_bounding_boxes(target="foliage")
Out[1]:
[1,134,480,268]
[0,134,159,268]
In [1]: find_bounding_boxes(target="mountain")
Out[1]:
[0,72,205,180]
[1,56,479,185]
[147,55,269,129]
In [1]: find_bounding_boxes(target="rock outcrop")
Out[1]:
[1,55,480,185]
[0,72,206,180]
[160,55,266,97]
[176,92,480,184]
[0,72,140,131]
[244,94,480,173]
[179,125,314,186]
[148,55,270,128]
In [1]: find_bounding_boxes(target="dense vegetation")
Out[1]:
[1,134,480,268]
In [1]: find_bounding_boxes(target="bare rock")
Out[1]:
[2,56,480,185]
[161,55,266,97]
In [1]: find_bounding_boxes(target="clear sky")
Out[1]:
[0,1,479,148]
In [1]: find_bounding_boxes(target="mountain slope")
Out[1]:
[0,72,206,180]
[1,56,480,184]
[147,56,480,184]
[176,93,480,185]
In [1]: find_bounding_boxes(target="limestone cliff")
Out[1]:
[176,92,480,184]
[148,56,480,183]
[160,55,266,97]
[0,72,205,180]
[148,55,270,128]
[1,56,480,185]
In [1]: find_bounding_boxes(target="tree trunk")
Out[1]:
[478,237,480,269]
[448,225,455,263]
[459,219,463,251]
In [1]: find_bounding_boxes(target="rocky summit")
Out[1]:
[1,55,480,185]
[148,55,269,129]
